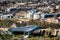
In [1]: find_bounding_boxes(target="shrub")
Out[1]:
[27,20,60,29]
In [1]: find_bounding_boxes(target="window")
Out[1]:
[10,8,16,11]
[45,15,54,18]
[7,16,10,18]
[11,16,13,18]
[57,14,60,17]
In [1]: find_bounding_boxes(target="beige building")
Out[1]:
[45,18,59,23]
[14,11,26,18]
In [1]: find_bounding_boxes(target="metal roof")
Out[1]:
[8,25,40,33]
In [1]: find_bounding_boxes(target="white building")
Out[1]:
[0,14,13,19]
[25,11,33,19]
[33,12,43,19]
[6,7,16,12]
[24,10,36,19]
[0,14,3,19]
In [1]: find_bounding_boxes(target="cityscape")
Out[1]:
[0,0,60,40]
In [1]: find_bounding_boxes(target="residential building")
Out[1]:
[0,14,13,19]
[0,14,2,19]
[25,10,36,19]
[33,12,43,19]
[14,11,26,18]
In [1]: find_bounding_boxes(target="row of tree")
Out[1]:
[26,20,60,29]
[0,19,27,28]
[0,19,60,28]
[0,19,15,28]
